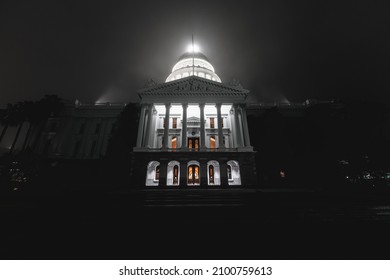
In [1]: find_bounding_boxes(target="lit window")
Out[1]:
[209,165,214,184]
[210,118,215,128]
[227,160,241,185]
[173,165,179,184]
[171,137,177,149]
[187,162,200,185]
[210,136,216,149]
[146,161,160,186]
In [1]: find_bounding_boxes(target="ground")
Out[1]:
[1,188,390,259]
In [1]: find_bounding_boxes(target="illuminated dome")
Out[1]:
[165,51,222,83]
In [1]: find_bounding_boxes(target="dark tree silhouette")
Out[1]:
[28,95,63,152]
[0,107,9,145]
[104,102,140,188]
[8,102,26,154]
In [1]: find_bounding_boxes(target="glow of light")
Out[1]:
[187,44,200,53]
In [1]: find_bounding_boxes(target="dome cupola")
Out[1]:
[165,47,222,83]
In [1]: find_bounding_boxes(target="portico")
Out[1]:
[134,102,252,152]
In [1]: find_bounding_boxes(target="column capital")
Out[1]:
[182,103,188,108]
[165,103,172,108]
[199,103,205,108]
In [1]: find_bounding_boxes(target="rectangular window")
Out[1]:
[172,117,177,129]
[163,118,165,128]
[210,118,215,128]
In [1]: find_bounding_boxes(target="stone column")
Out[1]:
[220,161,229,187]
[233,104,244,148]
[200,160,207,186]
[216,103,224,149]
[159,161,168,187]
[181,103,188,150]
[240,105,251,147]
[136,104,147,147]
[163,103,171,149]
[200,103,206,150]
[143,104,154,148]
[149,108,157,148]
[180,161,187,186]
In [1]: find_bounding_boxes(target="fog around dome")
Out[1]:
[165,51,222,83]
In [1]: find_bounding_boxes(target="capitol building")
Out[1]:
[133,47,256,187]
[0,44,337,189]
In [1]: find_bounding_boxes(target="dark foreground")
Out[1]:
[1,187,390,259]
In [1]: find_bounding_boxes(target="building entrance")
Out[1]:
[187,137,199,150]
[187,165,200,185]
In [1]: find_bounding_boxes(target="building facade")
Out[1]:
[0,48,347,190]
[132,51,257,188]
[0,101,125,159]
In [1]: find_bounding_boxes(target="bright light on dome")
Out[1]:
[187,44,200,53]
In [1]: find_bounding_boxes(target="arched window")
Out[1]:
[173,165,179,184]
[187,160,200,185]
[155,165,160,180]
[227,160,241,186]
[167,161,180,186]
[146,161,160,186]
[207,160,221,185]
[209,165,214,184]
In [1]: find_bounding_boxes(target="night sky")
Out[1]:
[1,0,389,107]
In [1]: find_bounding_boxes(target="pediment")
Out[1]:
[137,76,249,103]
[187,116,200,123]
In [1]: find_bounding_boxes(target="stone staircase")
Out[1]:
[140,188,255,208]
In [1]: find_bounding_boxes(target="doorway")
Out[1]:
[187,164,200,185]
[188,137,199,150]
